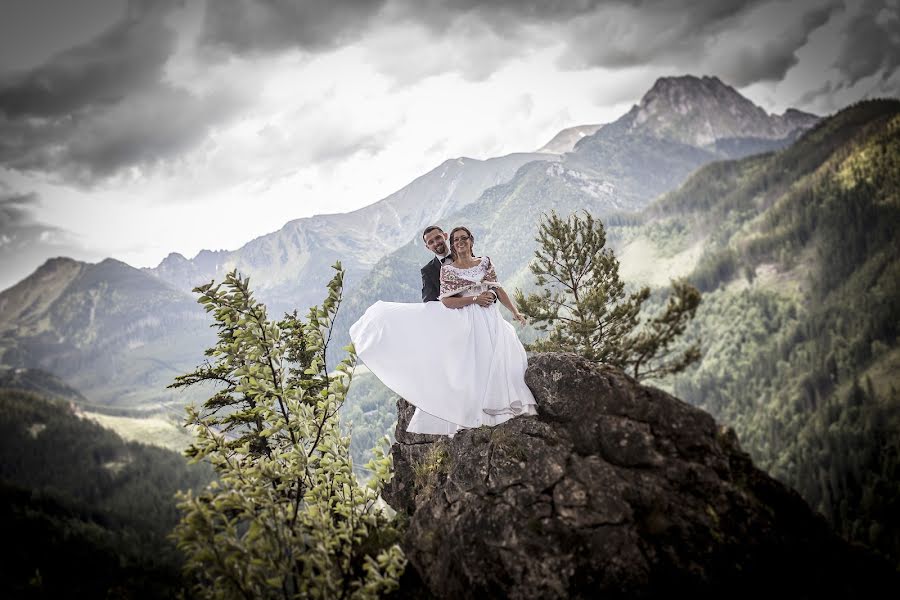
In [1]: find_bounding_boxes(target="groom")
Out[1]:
[420,225,496,304]
[421,225,452,302]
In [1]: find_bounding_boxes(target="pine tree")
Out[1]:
[170,263,405,599]
[515,210,701,380]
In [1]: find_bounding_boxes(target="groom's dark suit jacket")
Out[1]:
[421,256,450,302]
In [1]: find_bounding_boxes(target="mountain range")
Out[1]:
[2,74,898,565]
[329,76,819,357]
[147,151,554,316]
[0,75,817,407]
[150,76,816,315]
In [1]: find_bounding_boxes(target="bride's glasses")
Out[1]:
[452,235,471,244]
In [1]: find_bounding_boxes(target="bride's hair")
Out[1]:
[449,226,475,261]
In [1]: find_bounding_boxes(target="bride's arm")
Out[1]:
[494,287,526,325]
[443,290,495,308]
[483,257,525,323]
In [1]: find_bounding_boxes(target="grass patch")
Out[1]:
[81,411,193,453]
[412,443,451,496]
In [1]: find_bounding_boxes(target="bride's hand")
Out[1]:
[474,292,494,307]
[513,313,527,325]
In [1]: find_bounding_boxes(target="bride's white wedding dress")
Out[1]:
[349,256,537,435]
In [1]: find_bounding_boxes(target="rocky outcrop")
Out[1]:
[623,75,818,147]
[384,353,895,599]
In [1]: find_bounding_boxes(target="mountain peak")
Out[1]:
[647,73,727,92]
[641,74,748,105]
[0,257,86,330]
[537,123,604,154]
[5,256,85,292]
[96,257,131,269]
[625,74,816,146]
[159,252,188,266]
[34,256,82,274]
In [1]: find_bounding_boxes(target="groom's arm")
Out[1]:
[421,265,439,302]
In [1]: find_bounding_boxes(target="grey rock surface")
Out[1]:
[384,352,895,599]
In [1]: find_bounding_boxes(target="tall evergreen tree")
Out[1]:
[170,264,405,599]
[515,210,701,380]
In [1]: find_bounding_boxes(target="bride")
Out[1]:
[349,226,537,436]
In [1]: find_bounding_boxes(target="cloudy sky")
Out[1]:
[0,0,897,290]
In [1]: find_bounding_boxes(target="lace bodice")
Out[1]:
[438,256,501,299]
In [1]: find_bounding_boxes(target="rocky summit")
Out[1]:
[620,75,818,147]
[383,353,895,599]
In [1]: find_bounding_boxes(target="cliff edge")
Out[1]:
[383,352,895,598]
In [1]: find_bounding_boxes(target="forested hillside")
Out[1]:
[341,369,400,476]
[0,257,214,408]
[0,388,214,598]
[637,99,900,564]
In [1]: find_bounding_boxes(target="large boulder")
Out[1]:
[383,352,895,598]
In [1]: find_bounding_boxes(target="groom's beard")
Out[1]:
[434,243,448,256]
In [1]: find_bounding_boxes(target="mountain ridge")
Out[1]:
[328,77,821,364]
[0,255,212,406]
[144,151,555,313]
[536,123,604,154]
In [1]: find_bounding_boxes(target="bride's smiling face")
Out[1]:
[450,228,474,258]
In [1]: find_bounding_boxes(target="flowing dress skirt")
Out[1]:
[349,300,537,435]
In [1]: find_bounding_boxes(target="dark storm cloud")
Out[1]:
[1,85,245,183]
[0,190,71,250]
[0,0,890,184]
[202,0,389,53]
[202,0,840,90]
[0,191,67,261]
[200,0,800,90]
[832,0,900,87]
[0,189,89,291]
[200,0,609,53]
[390,0,613,34]
[708,1,840,87]
[201,0,768,55]
[0,0,175,119]
[561,0,839,80]
[0,191,39,229]
[0,0,246,184]
[797,80,835,107]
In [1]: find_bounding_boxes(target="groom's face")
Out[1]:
[424,229,448,256]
